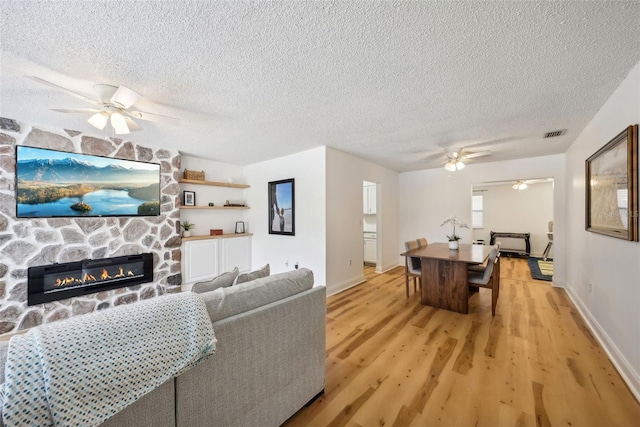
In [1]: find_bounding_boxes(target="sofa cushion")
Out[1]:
[191,267,239,294]
[201,268,314,322]
[235,264,270,284]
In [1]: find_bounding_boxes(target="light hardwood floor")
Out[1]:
[283,258,640,426]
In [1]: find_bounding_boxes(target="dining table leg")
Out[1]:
[421,258,469,314]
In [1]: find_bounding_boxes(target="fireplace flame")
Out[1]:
[55,277,83,287]
[53,266,137,287]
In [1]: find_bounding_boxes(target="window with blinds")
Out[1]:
[472,195,483,228]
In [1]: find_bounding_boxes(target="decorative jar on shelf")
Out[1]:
[182,230,191,238]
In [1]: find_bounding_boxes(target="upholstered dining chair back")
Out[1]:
[404,240,421,273]
[468,246,501,315]
[469,246,498,286]
[416,237,428,248]
[403,240,422,297]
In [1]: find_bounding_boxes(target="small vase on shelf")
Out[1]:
[448,240,459,250]
[182,230,191,238]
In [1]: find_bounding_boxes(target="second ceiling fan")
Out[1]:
[27,76,180,135]
[443,149,491,171]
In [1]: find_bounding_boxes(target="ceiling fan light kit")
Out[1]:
[88,111,108,130]
[110,112,129,134]
[444,160,466,171]
[441,149,490,172]
[512,181,528,190]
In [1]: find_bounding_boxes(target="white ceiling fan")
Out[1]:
[442,149,491,172]
[26,76,180,135]
[511,178,552,190]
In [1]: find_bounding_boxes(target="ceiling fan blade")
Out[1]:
[26,76,101,106]
[524,178,553,185]
[461,150,491,159]
[51,108,101,114]
[128,110,180,126]
[110,86,142,109]
[123,116,143,132]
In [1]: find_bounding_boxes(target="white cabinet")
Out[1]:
[363,185,377,214]
[183,239,220,284]
[182,235,252,288]
[220,235,252,273]
[363,232,377,264]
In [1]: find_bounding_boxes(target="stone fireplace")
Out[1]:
[0,117,183,335]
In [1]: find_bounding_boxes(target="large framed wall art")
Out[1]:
[585,124,638,241]
[268,178,295,236]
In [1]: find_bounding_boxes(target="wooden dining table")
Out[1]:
[401,243,493,314]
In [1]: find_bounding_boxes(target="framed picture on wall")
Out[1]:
[585,124,638,241]
[268,178,295,236]
[183,191,196,207]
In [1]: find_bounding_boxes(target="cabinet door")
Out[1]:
[363,185,377,214]
[367,186,377,214]
[219,236,252,273]
[364,239,376,263]
[363,187,369,214]
[183,239,219,284]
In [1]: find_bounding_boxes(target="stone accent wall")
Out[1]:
[0,117,182,335]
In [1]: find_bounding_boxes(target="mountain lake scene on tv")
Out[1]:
[16,147,160,217]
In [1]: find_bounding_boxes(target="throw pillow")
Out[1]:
[191,267,239,294]
[235,263,270,284]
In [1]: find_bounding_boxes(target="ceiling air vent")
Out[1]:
[544,129,566,138]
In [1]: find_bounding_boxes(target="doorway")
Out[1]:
[363,180,378,270]
[472,178,554,282]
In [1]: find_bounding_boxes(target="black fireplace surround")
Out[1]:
[28,253,154,306]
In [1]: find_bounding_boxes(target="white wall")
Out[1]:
[181,156,249,235]
[564,60,640,399]
[245,147,327,286]
[325,148,399,295]
[473,182,554,256]
[399,154,566,286]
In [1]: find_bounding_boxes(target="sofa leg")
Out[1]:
[305,389,325,407]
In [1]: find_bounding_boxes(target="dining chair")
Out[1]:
[416,237,428,247]
[543,221,553,261]
[469,241,500,272]
[404,240,421,297]
[467,246,500,316]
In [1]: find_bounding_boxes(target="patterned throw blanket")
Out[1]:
[2,292,216,427]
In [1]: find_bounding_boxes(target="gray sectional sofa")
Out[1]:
[0,268,326,427]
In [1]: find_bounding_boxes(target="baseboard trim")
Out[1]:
[326,274,366,297]
[376,262,399,274]
[564,285,640,402]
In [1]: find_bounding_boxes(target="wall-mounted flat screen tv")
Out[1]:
[16,146,161,218]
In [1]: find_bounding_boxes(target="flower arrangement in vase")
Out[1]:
[441,216,469,250]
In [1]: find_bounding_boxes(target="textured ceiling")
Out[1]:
[1,1,639,172]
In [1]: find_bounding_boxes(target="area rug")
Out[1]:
[528,257,553,281]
